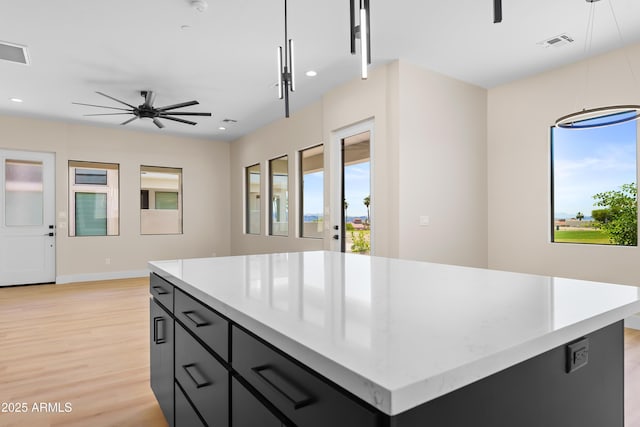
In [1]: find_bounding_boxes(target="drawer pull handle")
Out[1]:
[152,285,169,295]
[251,365,313,410]
[153,317,166,344]
[183,364,211,389]
[183,310,210,328]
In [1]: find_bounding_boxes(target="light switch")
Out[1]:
[419,216,430,226]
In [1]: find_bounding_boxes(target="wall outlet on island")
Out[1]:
[419,216,430,226]
[105,258,111,265]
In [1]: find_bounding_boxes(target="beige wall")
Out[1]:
[487,43,640,286]
[397,61,488,267]
[230,60,488,267]
[0,115,230,281]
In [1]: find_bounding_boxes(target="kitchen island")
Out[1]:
[149,251,640,426]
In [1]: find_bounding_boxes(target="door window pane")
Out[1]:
[75,168,107,185]
[75,192,107,236]
[269,156,288,236]
[300,145,324,238]
[246,164,261,234]
[140,166,182,235]
[5,159,43,226]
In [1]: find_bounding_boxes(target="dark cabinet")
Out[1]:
[232,326,379,427]
[175,288,228,360]
[150,298,175,427]
[175,382,206,427]
[175,323,229,427]
[232,378,283,427]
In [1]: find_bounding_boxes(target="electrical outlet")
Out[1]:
[105,258,111,265]
[566,337,589,373]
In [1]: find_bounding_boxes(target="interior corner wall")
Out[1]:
[396,60,488,268]
[487,43,640,286]
[229,63,400,257]
[0,115,231,281]
[229,101,325,255]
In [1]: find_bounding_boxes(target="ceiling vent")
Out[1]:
[538,34,575,48]
[0,41,29,65]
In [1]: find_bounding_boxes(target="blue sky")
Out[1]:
[302,161,371,217]
[553,116,637,219]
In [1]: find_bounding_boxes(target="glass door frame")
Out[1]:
[329,118,375,254]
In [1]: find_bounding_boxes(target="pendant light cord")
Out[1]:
[607,0,639,91]
[580,1,596,110]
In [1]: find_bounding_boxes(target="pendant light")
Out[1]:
[350,0,370,79]
[277,0,295,118]
[555,0,640,129]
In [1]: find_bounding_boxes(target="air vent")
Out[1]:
[0,41,29,65]
[538,33,575,48]
[222,119,238,123]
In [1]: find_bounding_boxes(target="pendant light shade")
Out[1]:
[276,0,295,118]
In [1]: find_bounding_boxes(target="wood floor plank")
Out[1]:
[1,277,640,426]
[0,278,168,427]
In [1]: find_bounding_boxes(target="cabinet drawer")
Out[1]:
[232,326,380,427]
[175,288,228,361]
[175,323,229,427]
[175,382,205,427]
[232,377,283,427]
[150,273,174,312]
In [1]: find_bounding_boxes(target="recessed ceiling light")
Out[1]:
[218,126,226,131]
[9,97,23,103]
[305,70,317,77]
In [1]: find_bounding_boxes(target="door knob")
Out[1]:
[332,235,339,240]
[333,225,339,230]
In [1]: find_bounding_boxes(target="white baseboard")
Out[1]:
[625,314,640,330]
[56,269,149,284]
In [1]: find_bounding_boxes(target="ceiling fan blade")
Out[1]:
[153,118,165,129]
[156,100,199,111]
[72,102,132,111]
[160,115,198,126]
[121,116,139,125]
[96,91,136,109]
[158,112,211,116]
[83,113,134,116]
[144,91,156,108]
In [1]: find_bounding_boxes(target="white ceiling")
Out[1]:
[1,0,639,142]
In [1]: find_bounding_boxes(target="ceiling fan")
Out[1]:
[73,91,212,128]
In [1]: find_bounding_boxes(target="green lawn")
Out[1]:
[554,229,611,244]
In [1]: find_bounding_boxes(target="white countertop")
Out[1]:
[149,251,640,415]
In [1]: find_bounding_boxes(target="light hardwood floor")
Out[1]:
[0,277,167,427]
[1,278,639,426]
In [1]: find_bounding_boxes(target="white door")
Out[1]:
[0,149,56,286]
[330,119,374,254]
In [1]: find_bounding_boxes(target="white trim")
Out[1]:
[625,314,640,330]
[56,269,148,284]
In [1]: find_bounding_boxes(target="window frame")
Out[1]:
[68,160,120,237]
[245,163,261,235]
[299,144,324,239]
[550,111,638,246]
[269,155,289,237]
[140,165,183,235]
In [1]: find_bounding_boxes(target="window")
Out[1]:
[140,166,182,235]
[551,111,637,246]
[269,156,288,236]
[69,161,119,236]
[300,145,324,238]
[246,164,261,234]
